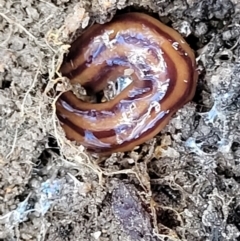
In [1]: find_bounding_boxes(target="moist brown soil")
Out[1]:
[1,0,240,240]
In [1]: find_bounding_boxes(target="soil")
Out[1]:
[1,0,240,240]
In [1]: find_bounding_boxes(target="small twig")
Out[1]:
[51,91,65,150]
[6,127,19,160]
[21,59,42,117]
[0,12,37,40]
[230,36,240,51]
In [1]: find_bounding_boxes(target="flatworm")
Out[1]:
[56,12,198,154]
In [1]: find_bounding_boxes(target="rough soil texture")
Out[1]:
[1,0,240,240]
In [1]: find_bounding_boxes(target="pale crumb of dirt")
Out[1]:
[62,3,90,38]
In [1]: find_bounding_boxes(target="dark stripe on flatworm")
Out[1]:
[125,13,195,102]
[63,35,160,81]
[63,13,193,84]
[64,25,105,63]
[64,45,108,78]
[61,14,191,101]
[59,79,154,113]
[57,106,168,147]
[61,44,178,101]
[57,107,169,153]
[57,111,116,139]
[67,56,129,87]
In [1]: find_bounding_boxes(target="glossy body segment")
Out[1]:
[56,13,198,154]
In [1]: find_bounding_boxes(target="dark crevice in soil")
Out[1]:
[57,223,74,241]
[151,184,182,205]
[157,208,181,229]
[1,79,11,89]
[215,164,240,185]
[47,136,61,155]
[227,201,240,231]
